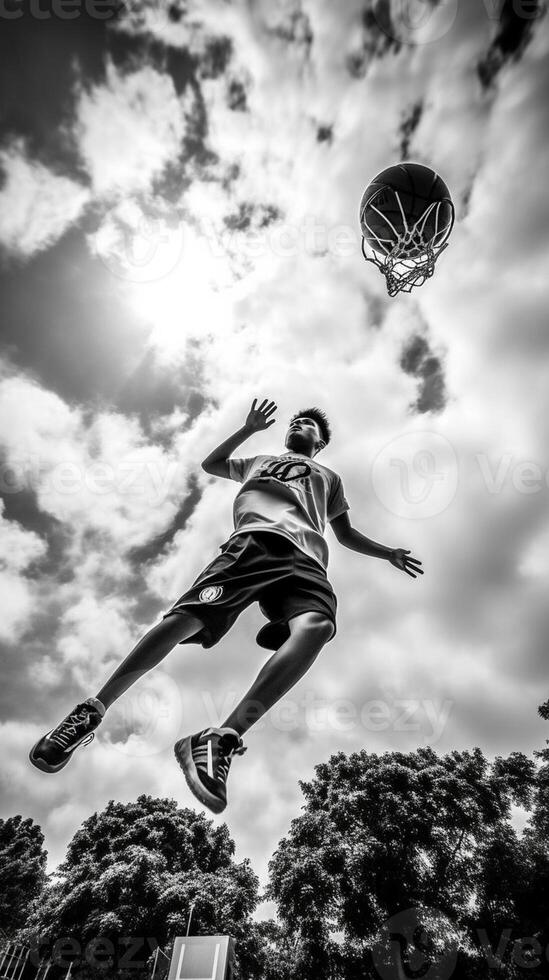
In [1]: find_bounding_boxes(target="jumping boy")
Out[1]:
[29,398,423,813]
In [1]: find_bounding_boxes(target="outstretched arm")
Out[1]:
[330,511,423,579]
[201,397,277,478]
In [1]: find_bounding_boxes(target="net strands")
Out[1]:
[0,942,70,980]
[0,944,29,980]
[361,188,455,297]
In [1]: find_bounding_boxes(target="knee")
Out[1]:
[290,611,335,645]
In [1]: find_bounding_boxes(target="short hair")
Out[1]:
[289,407,332,450]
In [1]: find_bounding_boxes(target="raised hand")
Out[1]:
[389,549,424,579]
[245,398,277,433]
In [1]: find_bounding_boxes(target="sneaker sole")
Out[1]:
[174,737,226,814]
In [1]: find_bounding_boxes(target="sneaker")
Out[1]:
[29,699,105,773]
[174,726,247,814]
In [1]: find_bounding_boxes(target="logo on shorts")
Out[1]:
[199,585,223,603]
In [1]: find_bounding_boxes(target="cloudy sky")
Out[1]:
[1,0,548,925]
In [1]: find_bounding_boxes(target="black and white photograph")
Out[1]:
[1,1,548,978]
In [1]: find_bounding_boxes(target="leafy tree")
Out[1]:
[264,746,539,980]
[0,815,47,936]
[255,919,299,980]
[18,795,266,980]
[538,699,549,723]
[509,704,549,974]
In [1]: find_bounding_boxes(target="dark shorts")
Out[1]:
[162,530,337,651]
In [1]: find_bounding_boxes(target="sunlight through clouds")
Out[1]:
[1,0,548,926]
[126,225,237,357]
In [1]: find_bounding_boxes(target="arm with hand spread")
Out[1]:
[201,397,277,478]
[330,511,423,579]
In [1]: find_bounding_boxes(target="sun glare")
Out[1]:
[127,224,235,357]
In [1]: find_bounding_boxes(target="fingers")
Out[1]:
[394,550,424,578]
[251,398,257,411]
[255,398,277,416]
[403,551,422,568]
[404,561,424,578]
[393,549,424,578]
[255,397,276,413]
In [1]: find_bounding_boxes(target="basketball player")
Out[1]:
[29,398,423,813]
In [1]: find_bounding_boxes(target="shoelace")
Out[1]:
[216,738,247,779]
[49,707,96,749]
[193,736,247,780]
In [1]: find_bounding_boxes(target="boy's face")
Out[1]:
[284,416,324,456]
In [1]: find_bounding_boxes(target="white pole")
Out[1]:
[150,946,160,980]
[186,900,196,937]
[151,945,170,978]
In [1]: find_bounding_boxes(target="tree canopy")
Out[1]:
[265,745,545,979]
[19,795,265,979]
[8,718,549,980]
[0,814,47,936]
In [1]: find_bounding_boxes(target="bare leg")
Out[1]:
[220,611,334,736]
[96,611,204,710]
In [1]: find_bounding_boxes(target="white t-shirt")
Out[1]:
[227,452,350,569]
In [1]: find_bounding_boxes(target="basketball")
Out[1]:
[359,162,454,257]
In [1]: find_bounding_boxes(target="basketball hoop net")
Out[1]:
[361,192,455,297]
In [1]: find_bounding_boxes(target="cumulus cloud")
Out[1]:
[0,141,89,260]
[0,498,47,642]
[0,369,206,695]
[0,374,194,550]
[75,61,186,197]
